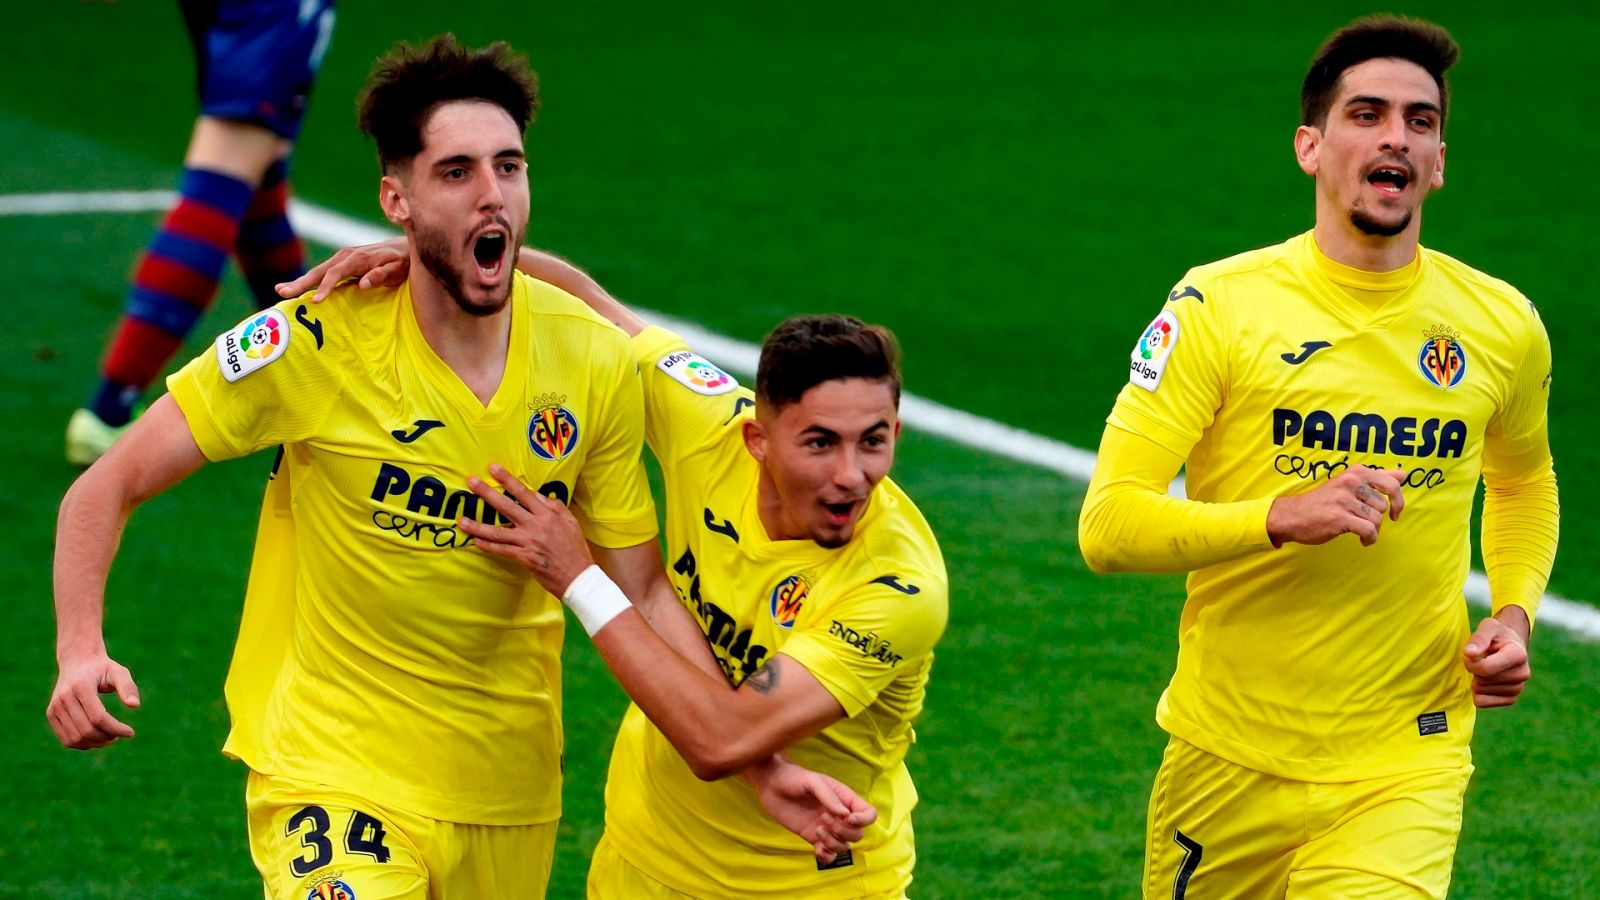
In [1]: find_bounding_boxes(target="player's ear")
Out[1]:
[379,174,410,227]
[1294,125,1321,177]
[1432,141,1446,189]
[742,418,768,463]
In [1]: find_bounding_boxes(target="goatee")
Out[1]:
[1350,207,1412,238]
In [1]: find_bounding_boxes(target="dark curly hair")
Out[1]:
[358,34,539,171]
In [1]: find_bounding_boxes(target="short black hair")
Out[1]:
[1301,16,1459,131]
[756,314,901,411]
[358,34,539,171]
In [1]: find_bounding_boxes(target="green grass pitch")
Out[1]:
[2,2,1596,897]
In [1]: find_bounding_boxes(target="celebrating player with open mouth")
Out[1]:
[1079,15,1558,899]
[49,35,870,899]
[286,237,949,897]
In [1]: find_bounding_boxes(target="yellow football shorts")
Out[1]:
[246,771,557,899]
[1143,737,1471,899]
[586,832,908,900]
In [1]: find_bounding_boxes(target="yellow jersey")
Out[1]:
[602,327,949,898]
[1106,231,1554,781]
[168,273,657,824]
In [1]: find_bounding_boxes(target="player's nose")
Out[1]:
[830,449,868,493]
[1378,115,1409,154]
[476,163,506,212]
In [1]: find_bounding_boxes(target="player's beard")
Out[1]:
[1350,205,1412,237]
[414,216,516,317]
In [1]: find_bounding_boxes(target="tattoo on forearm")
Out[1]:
[746,659,780,695]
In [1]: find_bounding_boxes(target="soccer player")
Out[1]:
[1077,16,1558,898]
[48,35,864,898]
[284,248,949,898]
[67,0,336,465]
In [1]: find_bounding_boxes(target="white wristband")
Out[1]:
[562,564,631,637]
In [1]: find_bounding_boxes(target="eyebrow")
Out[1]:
[431,148,526,168]
[1344,95,1442,117]
[801,419,890,438]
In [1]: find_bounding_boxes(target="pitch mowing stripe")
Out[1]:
[7,189,1593,641]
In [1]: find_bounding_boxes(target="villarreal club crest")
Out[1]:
[527,393,580,461]
[769,573,813,629]
[1419,325,1467,389]
[305,876,356,900]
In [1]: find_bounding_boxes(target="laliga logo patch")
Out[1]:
[769,574,811,629]
[658,350,739,396]
[527,394,580,461]
[214,308,291,383]
[1129,309,1180,392]
[686,359,732,390]
[305,876,356,900]
[1418,325,1467,389]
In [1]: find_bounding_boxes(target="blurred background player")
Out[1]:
[1079,15,1557,899]
[65,0,336,465]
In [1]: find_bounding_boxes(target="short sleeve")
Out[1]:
[632,325,753,464]
[1106,273,1230,459]
[571,342,659,548]
[778,574,949,717]
[166,300,343,461]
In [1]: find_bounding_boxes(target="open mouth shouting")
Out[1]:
[471,225,509,284]
[1364,161,1413,197]
[821,498,862,528]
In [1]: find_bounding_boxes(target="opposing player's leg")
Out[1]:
[71,0,334,463]
[236,153,307,310]
[246,771,427,900]
[1286,765,1471,899]
[1142,737,1300,899]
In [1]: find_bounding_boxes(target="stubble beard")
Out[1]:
[1350,205,1413,238]
[414,217,514,317]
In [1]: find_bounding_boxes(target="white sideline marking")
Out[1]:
[8,189,1594,640]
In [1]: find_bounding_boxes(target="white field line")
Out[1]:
[10,189,1595,641]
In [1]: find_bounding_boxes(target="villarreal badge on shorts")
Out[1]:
[304,873,357,900]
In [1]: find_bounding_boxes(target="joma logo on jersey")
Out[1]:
[1272,408,1467,459]
[527,398,579,461]
[828,620,903,667]
[769,574,810,629]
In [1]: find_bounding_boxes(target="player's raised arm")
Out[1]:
[49,395,208,750]
[514,248,647,336]
[1079,275,1411,573]
[282,240,651,335]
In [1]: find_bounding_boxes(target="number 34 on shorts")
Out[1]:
[247,772,426,900]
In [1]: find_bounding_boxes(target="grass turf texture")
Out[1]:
[2,2,1596,896]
